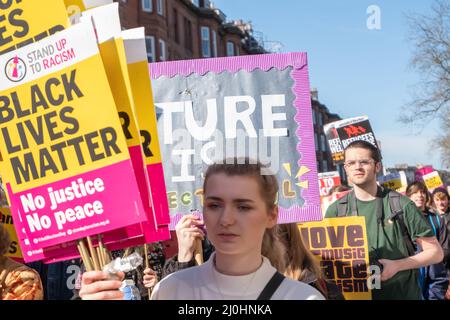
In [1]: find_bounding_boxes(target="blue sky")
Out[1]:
[213,0,445,170]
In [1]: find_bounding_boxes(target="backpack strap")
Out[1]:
[337,191,357,217]
[387,190,416,256]
[257,271,285,300]
[428,215,438,237]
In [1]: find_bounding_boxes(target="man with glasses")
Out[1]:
[325,140,443,300]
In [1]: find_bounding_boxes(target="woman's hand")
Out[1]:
[79,271,125,300]
[175,214,205,262]
[143,267,158,289]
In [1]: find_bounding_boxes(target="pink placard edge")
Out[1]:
[149,52,308,79]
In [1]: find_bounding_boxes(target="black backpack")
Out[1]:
[336,188,416,256]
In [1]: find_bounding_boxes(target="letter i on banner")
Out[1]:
[0,20,147,252]
[0,0,69,55]
[81,4,162,241]
[122,27,171,232]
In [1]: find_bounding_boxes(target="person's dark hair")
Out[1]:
[203,158,278,211]
[343,140,381,163]
[406,181,431,208]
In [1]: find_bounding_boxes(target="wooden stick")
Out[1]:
[123,247,131,258]
[144,243,152,300]
[77,239,93,271]
[107,249,113,263]
[81,240,94,272]
[96,247,104,269]
[76,242,88,270]
[194,239,203,265]
[98,234,106,267]
[103,247,111,264]
[86,236,100,271]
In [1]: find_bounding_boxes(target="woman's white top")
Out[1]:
[151,253,325,300]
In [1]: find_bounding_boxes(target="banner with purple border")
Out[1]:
[149,53,322,227]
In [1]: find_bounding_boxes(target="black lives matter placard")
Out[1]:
[0,0,68,55]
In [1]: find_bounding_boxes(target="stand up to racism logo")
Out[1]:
[5,56,27,82]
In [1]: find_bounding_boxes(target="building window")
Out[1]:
[321,134,327,152]
[212,30,218,57]
[314,133,319,152]
[319,113,324,126]
[312,109,316,124]
[145,36,155,62]
[156,0,163,15]
[173,9,179,43]
[184,18,193,51]
[201,26,211,57]
[236,45,240,56]
[142,0,152,12]
[323,160,328,172]
[159,39,166,61]
[226,41,235,56]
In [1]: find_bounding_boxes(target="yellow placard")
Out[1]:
[98,39,142,148]
[423,173,444,191]
[298,216,372,300]
[122,28,162,165]
[0,21,129,192]
[82,3,143,149]
[381,179,402,190]
[0,0,69,55]
[1,207,23,259]
[127,61,162,164]
[122,28,169,225]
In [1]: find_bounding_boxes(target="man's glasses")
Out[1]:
[344,159,375,168]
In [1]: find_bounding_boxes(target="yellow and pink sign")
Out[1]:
[0,20,146,254]
[122,27,170,228]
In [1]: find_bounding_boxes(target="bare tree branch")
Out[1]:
[401,1,450,167]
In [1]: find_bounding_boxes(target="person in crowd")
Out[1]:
[79,158,325,300]
[406,182,448,300]
[325,140,443,300]
[0,179,8,207]
[0,223,44,300]
[140,243,166,296]
[277,223,344,300]
[430,187,450,299]
[148,217,345,299]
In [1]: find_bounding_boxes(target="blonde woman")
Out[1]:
[80,158,324,300]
